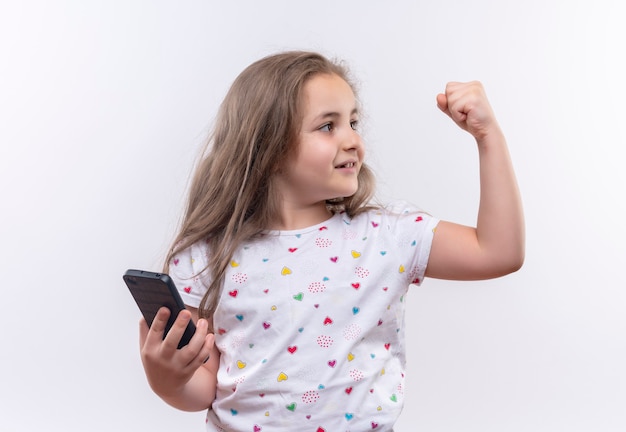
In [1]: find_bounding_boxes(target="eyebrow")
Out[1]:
[312,107,359,122]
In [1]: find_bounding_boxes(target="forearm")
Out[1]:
[475,128,525,272]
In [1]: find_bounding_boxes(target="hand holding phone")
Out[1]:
[123,269,196,349]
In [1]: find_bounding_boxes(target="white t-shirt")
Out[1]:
[170,204,439,432]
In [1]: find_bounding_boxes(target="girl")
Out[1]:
[139,51,524,431]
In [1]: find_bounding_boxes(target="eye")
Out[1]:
[319,123,333,132]
[350,120,359,131]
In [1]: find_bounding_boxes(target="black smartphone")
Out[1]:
[123,269,196,349]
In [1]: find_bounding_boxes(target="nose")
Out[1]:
[342,126,362,152]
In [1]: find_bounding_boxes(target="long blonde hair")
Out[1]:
[164,51,376,323]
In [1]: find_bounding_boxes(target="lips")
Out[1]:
[336,161,357,169]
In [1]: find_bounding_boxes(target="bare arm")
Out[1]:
[139,307,219,412]
[425,81,525,280]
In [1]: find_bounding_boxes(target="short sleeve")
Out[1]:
[168,242,211,308]
[381,201,439,286]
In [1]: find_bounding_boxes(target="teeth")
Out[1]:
[336,162,356,168]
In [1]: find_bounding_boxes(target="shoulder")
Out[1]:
[168,240,212,306]
[348,201,437,228]
[335,202,439,255]
[170,240,211,276]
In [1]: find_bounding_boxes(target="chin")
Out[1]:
[338,188,359,200]
[326,182,359,202]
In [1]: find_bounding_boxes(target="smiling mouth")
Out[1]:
[337,162,356,168]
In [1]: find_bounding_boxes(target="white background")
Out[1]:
[1,1,625,431]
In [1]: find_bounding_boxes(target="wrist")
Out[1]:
[475,126,506,150]
[150,379,186,401]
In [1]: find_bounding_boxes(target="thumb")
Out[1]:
[437,93,448,112]
[436,93,449,115]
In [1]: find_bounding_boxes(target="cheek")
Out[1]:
[310,147,337,168]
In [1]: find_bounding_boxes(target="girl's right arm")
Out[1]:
[425,82,524,280]
[139,307,219,412]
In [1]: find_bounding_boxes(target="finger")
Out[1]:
[162,309,193,351]
[142,307,172,353]
[176,317,207,364]
[201,333,216,364]
[445,90,469,124]
[194,333,217,369]
[450,103,468,123]
[186,318,208,351]
[436,93,449,114]
[444,81,463,95]
[185,319,214,366]
[148,307,171,338]
[438,90,467,125]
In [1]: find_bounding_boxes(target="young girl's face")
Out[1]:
[277,73,364,207]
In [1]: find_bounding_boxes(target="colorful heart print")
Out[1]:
[316,335,334,348]
[301,390,320,404]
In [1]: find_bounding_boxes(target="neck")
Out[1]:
[271,201,332,231]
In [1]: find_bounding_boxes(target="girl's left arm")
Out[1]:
[425,81,525,280]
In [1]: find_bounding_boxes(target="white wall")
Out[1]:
[1,1,625,431]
